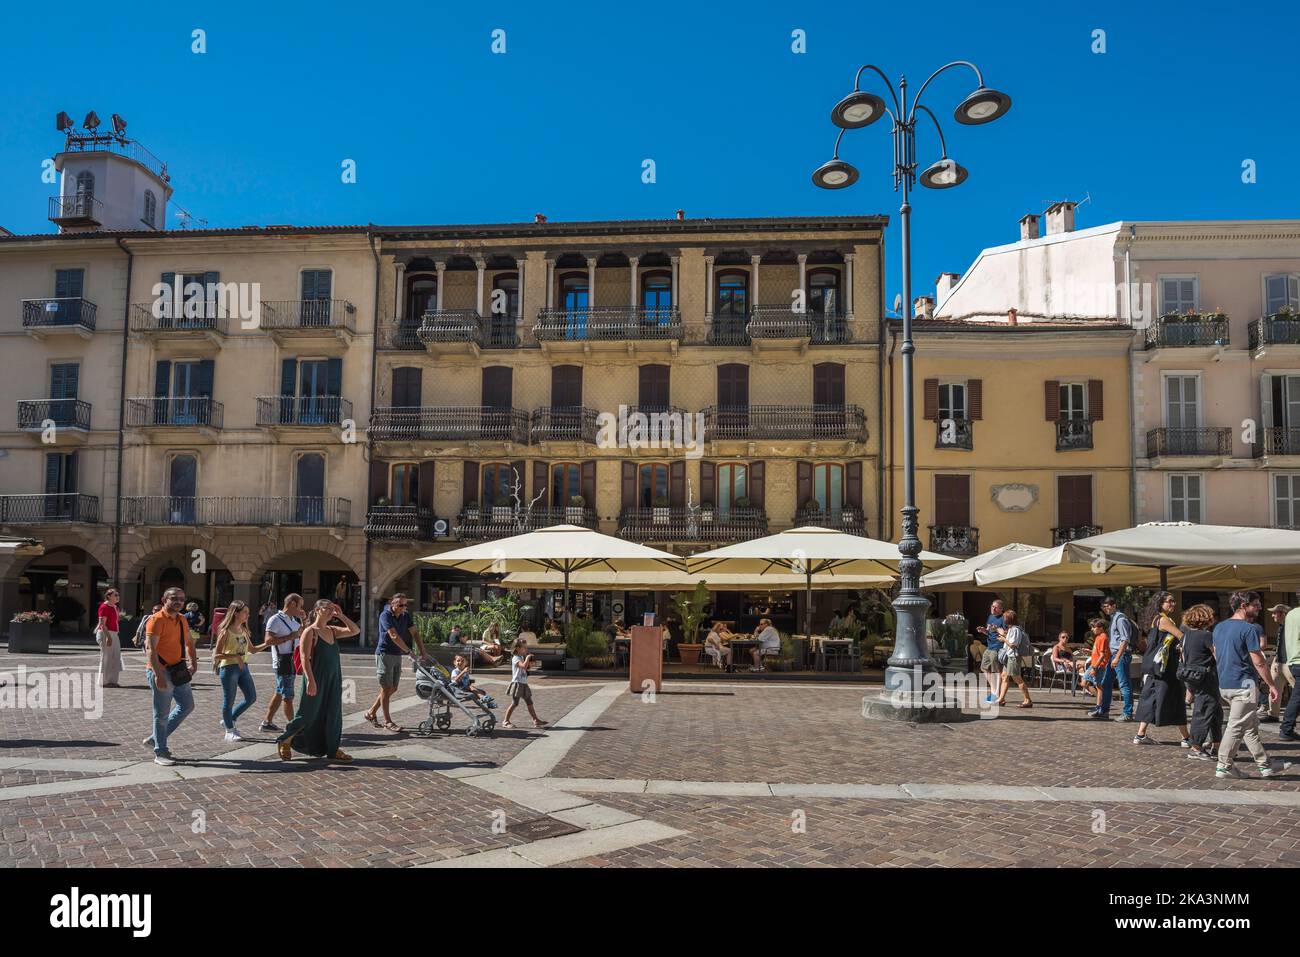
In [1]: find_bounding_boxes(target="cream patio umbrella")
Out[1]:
[920,542,1047,592]
[686,526,958,639]
[420,524,684,624]
[502,568,894,592]
[973,523,1300,591]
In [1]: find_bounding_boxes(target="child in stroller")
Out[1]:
[412,654,497,737]
[450,654,497,709]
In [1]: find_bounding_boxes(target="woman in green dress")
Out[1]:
[277,600,359,762]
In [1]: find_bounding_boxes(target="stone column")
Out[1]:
[670,255,680,307]
[395,261,407,321]
[515,258,526,322]
[628,256,639,308]
[545,258,555,310]
[586,257,597,310]
[797,254,807,313]
[434,261,445,312]
[0,577,21,639]
[844,253,855,321]
[704,255,715,322]
[475,258,486,316]
[750,254,761,311]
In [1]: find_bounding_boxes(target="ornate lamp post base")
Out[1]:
[861,692,963,723]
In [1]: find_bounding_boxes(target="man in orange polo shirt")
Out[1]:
[142,587,199,766]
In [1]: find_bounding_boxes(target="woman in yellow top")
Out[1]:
[213,600,261,742]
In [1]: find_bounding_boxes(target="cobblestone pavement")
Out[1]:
[5,649,1300,867]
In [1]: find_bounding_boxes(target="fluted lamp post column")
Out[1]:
[812,61,1010,720]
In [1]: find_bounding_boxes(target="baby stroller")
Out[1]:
[412,656,497,737]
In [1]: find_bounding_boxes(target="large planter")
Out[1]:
[563,656,581,672]
[8,620,51,654]
[677,642,703,665]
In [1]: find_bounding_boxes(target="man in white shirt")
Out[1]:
[751,618,782,672]
[259,594,303,732]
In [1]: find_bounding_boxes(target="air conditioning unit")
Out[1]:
[432,517,450,537]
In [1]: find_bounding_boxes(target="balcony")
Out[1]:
[256,396,352,429]
[260,300,356,347]
[530,406,599,444]
[1146,427,1232,462]
[22,298,97,338]
[125,397,224,432]
[1249,314,1300,354]
[1144,314,1229,354]
[369,406,529,444]
[0,493,99,524]
[364,505,436,542]
[48,194,103,228]
[121,496,349,527]
[456,505,596,540]
[618,506,768,544]
[702,405,867,442]
[1056,418,1094,451]
[929,524,980,557]
[129,302,229,347]
[533,308,682,356]
[935,418,973,451]
[1254,427,1300,458]
[1053,524,1101,545]
[793,506,865,535]
[17,399,92,441]
[707,316,751,346]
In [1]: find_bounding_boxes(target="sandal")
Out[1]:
[532,719,549,728]
[1018,702,1033,709]
[364,712,381,728]
[502,721,515,729]
[383,721,401,732]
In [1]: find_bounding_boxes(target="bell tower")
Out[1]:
[49,111,173,233]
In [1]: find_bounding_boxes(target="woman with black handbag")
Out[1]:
[1178,603,1222,761]
[1133,592,1190,747]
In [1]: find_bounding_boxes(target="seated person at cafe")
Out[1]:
[751,618,782,672]
[543,618,562,640]
[704,622,735,672]
[1049,631,1074,672]
[446,624,463,646]
[605,617,628,641]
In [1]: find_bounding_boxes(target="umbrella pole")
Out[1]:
[564,567,571,629]
[805,567,813,640]
[1160,566,1168,591]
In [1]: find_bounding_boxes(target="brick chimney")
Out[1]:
[1007,307,1018,326]
[534,213,547,224]
[935,272,960,303]
[914,296,935,320]
[1019,213,1040,241]
[1044,201,1076,236]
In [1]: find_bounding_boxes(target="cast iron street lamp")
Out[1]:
[814,62,1010,711]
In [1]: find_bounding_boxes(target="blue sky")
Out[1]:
[1,0,1296,307]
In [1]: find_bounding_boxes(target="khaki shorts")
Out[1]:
[980,648,1002,673]
[507,681,532,704]
[376,653,403,688]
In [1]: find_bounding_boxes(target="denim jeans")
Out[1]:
[1113,651,1133,717]
[218,663,258,730]
[147,667,195,756]
[1095,664,1114,714]
[1282,665,1300,735]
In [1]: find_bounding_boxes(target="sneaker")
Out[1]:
[1132,735,1154,745]
[223,730,242,742]
[1260,715,1279,724]
[259,721,279,732]
[1179,738,1191,748]
[1279,730,1300,741]
[1215,764,1245,779]
[1258,760,1293,778]
[1113,715,1134,723]
[1186,749,1211,761]
[141,734,154,748]
[153,753,176,767]
[1088,712,1111,720]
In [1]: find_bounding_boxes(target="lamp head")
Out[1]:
[830,91,888,129]
[812,158,860,190]
[954,87,1011,125]
[919,158,968,189]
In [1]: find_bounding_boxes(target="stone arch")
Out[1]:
[6,543,113,634]
[121,531,236,585]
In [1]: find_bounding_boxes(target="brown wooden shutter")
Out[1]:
[749,461,765,509]
[813,363,845,406]
[796,461,812,506]
[968,379,983,420]
[923,379,939,420]
[533,460,548,503]
[669,461,685,507]
[846,461,863,509]
[418,461,435,509]
[551,366,582,407]
[1057,474,1094,527]
[638,365,670,409]
[580,461,597,505]
[1044,380,1060,421]
[1088,379,1104,420]
[933,474,970,526]
[482,367,512,408]
[462,461,480,507]
[369,458,388,506]
[701,462,716,505]
[621,462,636,511]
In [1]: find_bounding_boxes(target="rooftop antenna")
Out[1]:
[1040,192,1092,208]
[173,205,207,230]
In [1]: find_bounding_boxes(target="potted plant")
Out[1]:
[802,498,822,521]
[563,617,593,671]
[566,494,586,523]
[700,501,714,523]
[733,496,752,511]
[653,494,671,524]
[767,632,796,671]
[375,495,391,508]
[669,580,709,665]
[580,630,614,669]
[463,502,480,522]
[9,610,52,654]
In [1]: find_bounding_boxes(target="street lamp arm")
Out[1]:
[908,60,984,120]
[851,64,902,115]
[913,104,949,158]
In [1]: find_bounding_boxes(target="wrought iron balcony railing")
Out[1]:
[417,310,484,346]
[0,493,99,524]
[121,496,349,527]
[17,398,92,431]
[702,404,867,441]
[533,308,682,342]
[530,406,599,444]
[707,316,751,345]
[456,505,596,540]
[369,406,529,443]
[256,395,352,427]
[1254,427,1300,457]
[793,507,865,534]
[261,299,356,334]
[125,397,224,429]
[1053,524,1101,546]
[935,417,973,450]
[380,321,426,351]
[930,524,980,557]
[618,506,768,543]
[1056,418,1094,451]
[129,302,230,334]
[1249,315,1300,350]
[1146,427,1232,458]
[48,194,103,224]
[364,505,435,541]
[1145,314,1229,349]
[22,298,97,331]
